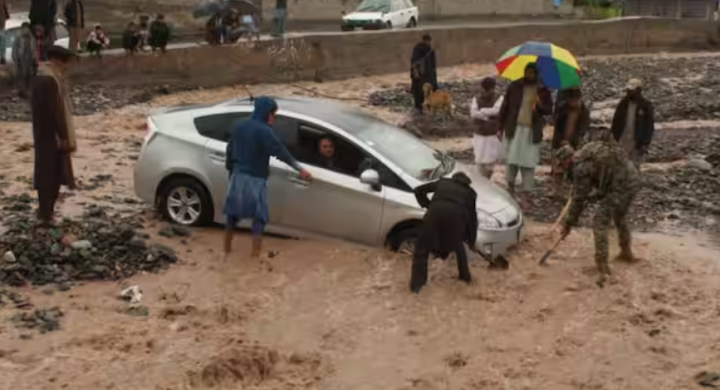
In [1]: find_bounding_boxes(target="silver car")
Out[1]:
[133,97,524,259]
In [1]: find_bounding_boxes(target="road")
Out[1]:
[94,18,577,57]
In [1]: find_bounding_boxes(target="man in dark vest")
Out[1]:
[410,172,478,294]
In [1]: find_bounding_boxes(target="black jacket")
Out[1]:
[553,102,590,149]
[410,42,437,89]
[30,0,57,28]
[498,79,553,144]
[63,0,84,29]
[415,178,478,252]
[610,96,655,151]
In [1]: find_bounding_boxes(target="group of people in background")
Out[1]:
[467,65,655,211]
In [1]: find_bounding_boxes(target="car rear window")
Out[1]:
[193,113,251,141]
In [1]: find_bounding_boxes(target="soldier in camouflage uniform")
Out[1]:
[559,132,642,287]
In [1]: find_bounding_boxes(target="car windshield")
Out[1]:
[350,114,454,181]
[355,0,390,13]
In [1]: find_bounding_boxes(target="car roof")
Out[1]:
[220,96,377,134]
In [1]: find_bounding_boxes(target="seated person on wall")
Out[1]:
[86,24,110,57]
[122,22,142,54]
[149,14,171,53]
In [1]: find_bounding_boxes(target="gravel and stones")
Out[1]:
[0,194,179,288]
[526,164,720,232]
[449,127,720,166]
[0,84,200,122]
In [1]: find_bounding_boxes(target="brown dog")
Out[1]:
[422,83,453,118]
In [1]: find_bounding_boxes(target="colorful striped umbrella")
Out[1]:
[495,41,581,90]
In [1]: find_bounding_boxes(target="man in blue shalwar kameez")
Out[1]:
[223,97,311,259]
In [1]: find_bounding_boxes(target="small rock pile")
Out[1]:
[0,196,179,288]
[11,307,64,335]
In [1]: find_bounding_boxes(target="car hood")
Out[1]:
[343,12,384,21]
[452,162,520,218]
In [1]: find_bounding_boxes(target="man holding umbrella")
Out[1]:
[498,62,552,209]
[496,41,581,209]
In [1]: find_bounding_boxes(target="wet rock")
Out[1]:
[11,307,63,334]
[2,250,16,263]
[70,240,93,250]
[688,158,713,171]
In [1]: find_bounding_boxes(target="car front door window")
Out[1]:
[273,120,387,245]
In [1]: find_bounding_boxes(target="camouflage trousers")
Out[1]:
[592,193,637,274]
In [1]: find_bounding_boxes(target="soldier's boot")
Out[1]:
[615,245,639,263]
[596,263,611,288]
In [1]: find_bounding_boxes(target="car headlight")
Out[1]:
[477,209,501,229]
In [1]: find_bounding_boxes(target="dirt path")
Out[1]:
[2,226,720,390]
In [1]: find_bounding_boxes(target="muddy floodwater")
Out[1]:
[2,53,720,390]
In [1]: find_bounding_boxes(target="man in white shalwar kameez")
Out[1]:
[470,77,504,179]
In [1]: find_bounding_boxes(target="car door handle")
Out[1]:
[208,151,225,161]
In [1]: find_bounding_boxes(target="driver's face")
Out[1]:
[319,139,334,158]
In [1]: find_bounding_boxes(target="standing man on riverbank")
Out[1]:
[410,34,437,115]
[31,46,77,226]
[610,78,655,169]
[271,0,294,38]
[0,0,9,65]
[498,63,553,209]
[29,0,57,45]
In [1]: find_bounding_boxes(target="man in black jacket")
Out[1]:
[410,34,437,114]
[610,78,655,168]
[410,172,477,294]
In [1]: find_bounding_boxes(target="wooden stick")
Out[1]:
[552,185,574,232]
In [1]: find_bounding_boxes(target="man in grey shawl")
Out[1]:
[12,22,37,98]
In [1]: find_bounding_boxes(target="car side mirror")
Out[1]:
[360,169,381,191]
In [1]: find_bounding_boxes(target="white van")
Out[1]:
[341,0,419,31]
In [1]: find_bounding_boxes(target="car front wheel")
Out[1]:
[389,226,421,254]
[407,17,417,28]
[158,177,214,227]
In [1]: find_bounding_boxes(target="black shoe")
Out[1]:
[410,282,423,294]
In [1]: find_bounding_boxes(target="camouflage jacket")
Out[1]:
[563,139,641,228]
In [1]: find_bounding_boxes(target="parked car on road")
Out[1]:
[2,13,69,64]
[133,97,523,259]
[341,0,418,31]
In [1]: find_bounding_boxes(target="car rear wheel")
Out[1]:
[407,17,417,28]
[158,177,214,227]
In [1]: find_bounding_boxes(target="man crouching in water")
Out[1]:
[410,172,478,293]
[223,97,311,259]
[559,129,641,287]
